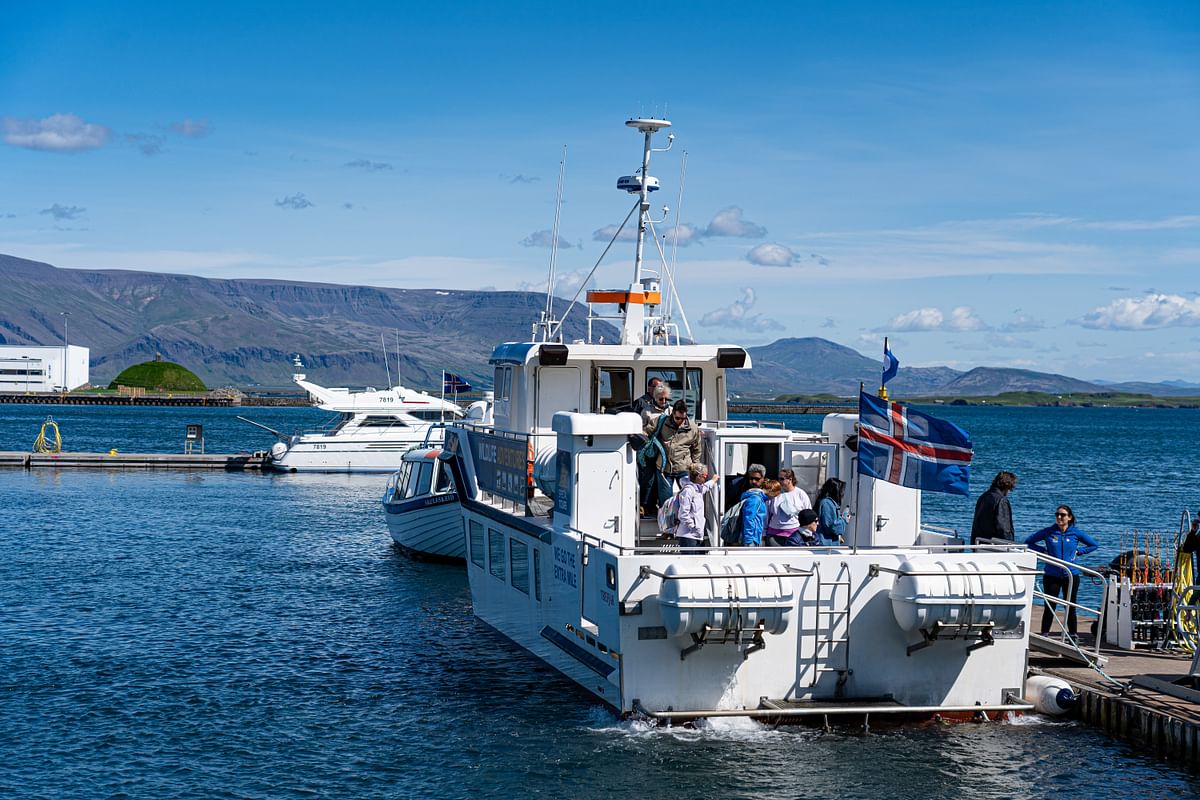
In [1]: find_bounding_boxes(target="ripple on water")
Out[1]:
[2,408,1200,799]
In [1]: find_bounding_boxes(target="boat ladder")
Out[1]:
[811,561,852,691]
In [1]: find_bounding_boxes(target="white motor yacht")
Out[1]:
[266,366,479,473]
[417,117,1038,722]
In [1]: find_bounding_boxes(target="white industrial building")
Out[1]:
[0,345,90,393]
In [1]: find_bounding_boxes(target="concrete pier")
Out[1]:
[0,451,270,470]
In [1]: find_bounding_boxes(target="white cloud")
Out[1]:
[344,159,392,171]
[2,113,110,151]
[1078,215,1200,231]
[171,118,211,138]
[275,193,313,210]
[517,267,594,300]
[126,133,165,156]
[519,229,577,249]
[39,204,85,221]
[593,224,638,243]
[885,306,987,332]
[1079,294,1200,330]
[998,314,1045,332]
[657,223,705,247]
[699,287,784,332]
[705,207,766,238]
[746,243,796,267]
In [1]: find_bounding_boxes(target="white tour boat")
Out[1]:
[265,363,472,473]
[430,117,1038,723]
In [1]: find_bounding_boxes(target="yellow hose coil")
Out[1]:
[33,416,62,454]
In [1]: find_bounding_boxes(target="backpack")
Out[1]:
[637,414,667,468]
[657,493,681,535]
[719,500,744,546]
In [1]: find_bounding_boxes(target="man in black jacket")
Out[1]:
[970,471,1017,545]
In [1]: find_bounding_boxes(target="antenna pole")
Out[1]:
[381,332,392,388]
[632,128,654,286]
[544,146,567,323]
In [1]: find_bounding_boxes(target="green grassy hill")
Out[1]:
[108,361,207,392]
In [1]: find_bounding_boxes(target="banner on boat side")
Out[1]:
[466,430,528,504]
[857,391,972,496]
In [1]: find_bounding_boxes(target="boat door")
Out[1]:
[782,442,838,507]
[535,367,582,429]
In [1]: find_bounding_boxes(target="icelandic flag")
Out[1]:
[882,345,899,387]
[857,391,972,496]
[443,371,471,394]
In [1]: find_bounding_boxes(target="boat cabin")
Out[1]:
[488,341,749,436]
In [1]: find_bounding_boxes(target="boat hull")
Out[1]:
[384,494,464,561]
[463,502,1035,719]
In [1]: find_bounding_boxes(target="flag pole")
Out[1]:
[879,336,889,400]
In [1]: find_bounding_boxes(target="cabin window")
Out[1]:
[533,549,542,600]
[788,450,827,503]
[392,464,411,500]
[488,528,506,581]
[409,409,452,421]
[434,462,453,493]
[495,367,511,401]
[645,367,704,419]
[469,520,485,567]
[594,367,633,413]
[510,539,530,594]
[416,462,434,494]
[360,416,406,428]
[404,462,423,498]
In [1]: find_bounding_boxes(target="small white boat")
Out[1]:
[382,447,464,561]
[266,363,483,473]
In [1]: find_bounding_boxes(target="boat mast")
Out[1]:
[621,117,671,345]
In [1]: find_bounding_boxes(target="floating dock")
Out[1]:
[1034,645,1200,767]
[0,451,270,470]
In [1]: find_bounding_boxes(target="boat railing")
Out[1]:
[1024,550,1109,665]
[698,417,789,430]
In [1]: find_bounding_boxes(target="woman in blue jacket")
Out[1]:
[815,478,847,545]
[1025,505,1099,636]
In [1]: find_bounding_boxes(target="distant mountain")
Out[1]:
[729,338,961,397]
[936,367,1103,397]
[2,253,1193,398]
[1101,381,1200,397]
[0,254,615,388]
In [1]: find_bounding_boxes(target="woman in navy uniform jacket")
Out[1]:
[1025,505,1099,636]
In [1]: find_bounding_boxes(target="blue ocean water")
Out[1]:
[1,403,1198,799]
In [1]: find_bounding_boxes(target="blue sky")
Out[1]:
[1,1,1197,383]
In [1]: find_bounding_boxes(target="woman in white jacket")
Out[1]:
[675,462,718,554]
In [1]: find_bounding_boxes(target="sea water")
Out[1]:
[1,404,1198,799]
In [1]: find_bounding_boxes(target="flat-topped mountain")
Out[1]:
[1,253,1194,397]
[0,254,613,388]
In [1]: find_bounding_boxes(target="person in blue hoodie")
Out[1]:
[1025,504,1099,636]
[739,482,769,546]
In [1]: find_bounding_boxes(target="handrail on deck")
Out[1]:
[1026,550,1107,664]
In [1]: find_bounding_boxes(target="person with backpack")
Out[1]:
[674,462,718,553]
[640,400,701,513]
[739,478,770,547]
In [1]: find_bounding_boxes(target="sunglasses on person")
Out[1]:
[1055,512,1069,518]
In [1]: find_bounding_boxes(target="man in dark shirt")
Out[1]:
[970,470,1017,545]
